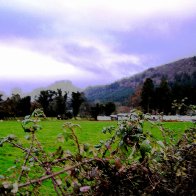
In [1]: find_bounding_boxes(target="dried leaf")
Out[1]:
[11,182,18,194]
[2,181,12,189]
[56,178,62,185]
[80,186,91,192]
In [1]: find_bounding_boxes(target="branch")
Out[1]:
[18,159,94,188]
[7,141,43,166]
[18,132,36,182]
[70,127,81,154]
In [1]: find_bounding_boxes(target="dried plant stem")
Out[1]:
[70,127,80,154]
[18,159,93,188]
[18,132,36,182]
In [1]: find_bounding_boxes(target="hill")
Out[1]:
[27,80,81,99]
[84,56,196,103]
[84,82,134,103]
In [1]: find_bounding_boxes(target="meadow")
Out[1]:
[0,118,193,174]
[0,118,195,195]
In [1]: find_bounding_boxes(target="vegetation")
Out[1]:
[0,109,195,195]
[0,90,117,120]
[0,118,117,173]
[141,78,154,113]
[88,102,116,120]
[84,82,133,104]
[139,73,196,114]
[71,92,85,119]
[84,56,196,104]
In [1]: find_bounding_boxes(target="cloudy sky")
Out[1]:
[0,0,196,94]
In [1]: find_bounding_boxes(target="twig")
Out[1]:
[70,127,81,154]
[18,159,94,188]
[18,132,35,182]
[7,141,43,166]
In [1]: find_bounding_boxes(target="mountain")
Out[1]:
[27,80,81,99]
[84,82,134,103]
[84,56,196,103]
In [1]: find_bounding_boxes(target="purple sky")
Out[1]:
[0,0,196,95]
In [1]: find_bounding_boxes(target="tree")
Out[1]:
[104,102,116,116]
[10,94,21,117]
[171,72,196,107]
[129,85,142,109]
[155,78,171,114]
[141,78,154,113]
[71,92,85,118]
[19,96,31,116]
[0,94,3,102]
[54,89,67,116]
[36,90,56,116]
[0,94,21,118]
[0,95,4,119]
[90,103,101,120]
[79,102,91,118]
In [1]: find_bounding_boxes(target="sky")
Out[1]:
[0,0,196,95]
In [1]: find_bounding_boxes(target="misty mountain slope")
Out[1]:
[28,80,81,99]
[84,56,196,103]
[84,82,133,103]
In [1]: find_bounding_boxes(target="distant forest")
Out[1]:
[0,90,116,120]
[131,72,196,114]
[0,71,196,119]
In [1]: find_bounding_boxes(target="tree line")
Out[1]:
[0,89,116,120]
[1,72,194,118]
[131,72,196,114]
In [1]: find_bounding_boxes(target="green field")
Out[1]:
[0,119,194,173]
[0,120,117,173]
[0,119,194,195]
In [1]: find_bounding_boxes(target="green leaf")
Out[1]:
[63,131,72,141]
[140,139,152,154]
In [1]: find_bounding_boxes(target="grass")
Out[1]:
[0,119,194,194]
[143,121,194,141]
[0,119,117,173]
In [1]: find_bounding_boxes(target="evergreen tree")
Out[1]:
[54,89,67,116]
[71,92,84,118]
[104,102,116,116]
[141,78,154,113]
[19,96,31,116]
[36,90,56,116]
[0,94,3,102]
[155,78,171,114]
[90,103,101,120]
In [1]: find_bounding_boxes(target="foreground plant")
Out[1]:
[0,109,195,195]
